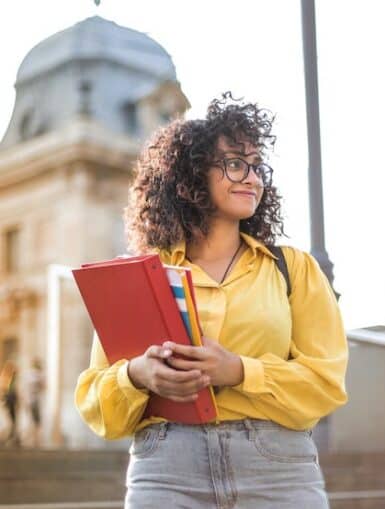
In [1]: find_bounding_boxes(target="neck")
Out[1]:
[186,220,242,263]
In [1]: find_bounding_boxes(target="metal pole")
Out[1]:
[301,0,337,291]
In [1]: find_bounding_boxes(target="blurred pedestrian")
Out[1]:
[24,358,44,447]
[0,360,19,446]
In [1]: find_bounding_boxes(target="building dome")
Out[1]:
[16,16,176,85]
[0,16,186,149]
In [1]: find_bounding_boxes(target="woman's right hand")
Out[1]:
[127,345,210,403]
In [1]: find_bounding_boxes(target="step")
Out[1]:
[0,503,123,509]
[0,479,126,505]
[0,450,128,477]
[319,452,385,492]
[0,450,127,504]
[1,492,385,509]
[329,490,385,501]
[329,490,385,509]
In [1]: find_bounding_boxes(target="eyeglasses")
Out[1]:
[213,157,273,186]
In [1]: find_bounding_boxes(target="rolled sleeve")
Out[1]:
[74,333,150,439]
[117,361,149,397]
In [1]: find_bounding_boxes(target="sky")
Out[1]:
[0,0,384,330]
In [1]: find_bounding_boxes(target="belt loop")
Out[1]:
[243,419,256,441]
[159,421,168,440]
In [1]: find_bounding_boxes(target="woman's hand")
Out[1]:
[163,337,244,388]
[128,345,211,403]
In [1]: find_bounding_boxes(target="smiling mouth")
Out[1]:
[232,192,257,197]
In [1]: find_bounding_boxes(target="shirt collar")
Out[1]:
[239,232,278,260]
[161,232,278,265]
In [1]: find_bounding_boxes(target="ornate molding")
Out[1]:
[0,284,38,322]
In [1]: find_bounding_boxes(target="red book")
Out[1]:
[72,254,217,424]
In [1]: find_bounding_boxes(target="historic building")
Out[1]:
[0,16,189,447]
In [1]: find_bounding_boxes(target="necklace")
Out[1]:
[186,238,243,284]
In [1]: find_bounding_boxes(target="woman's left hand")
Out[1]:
[162,337,244,388]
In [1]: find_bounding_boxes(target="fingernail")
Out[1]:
[203,376,210,385]
[162,349,172,356]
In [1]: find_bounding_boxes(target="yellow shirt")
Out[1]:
[74,233,348,439]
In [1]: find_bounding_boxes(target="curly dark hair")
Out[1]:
[125,92,285,253]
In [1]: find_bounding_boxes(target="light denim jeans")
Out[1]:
[125,419,329,509]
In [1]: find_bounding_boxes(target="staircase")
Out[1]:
[0,449,127,507]
[321,452,385,509]
[0,449,384,508]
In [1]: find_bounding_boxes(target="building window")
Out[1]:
[19,109,35,141]
[122,102,138,133]
[1,337,18,364]
[159,111,171,124]
[4,227,21,274]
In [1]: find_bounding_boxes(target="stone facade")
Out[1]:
[0,17,189,448]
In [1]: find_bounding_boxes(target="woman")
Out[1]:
[75,93,348,508]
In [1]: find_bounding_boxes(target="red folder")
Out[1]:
[72,254,217,424]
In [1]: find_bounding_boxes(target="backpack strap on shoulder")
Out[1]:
[268,246,292,298]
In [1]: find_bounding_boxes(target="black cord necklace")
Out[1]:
[186,238,243,284]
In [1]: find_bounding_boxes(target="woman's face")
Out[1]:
[207,136,265,222]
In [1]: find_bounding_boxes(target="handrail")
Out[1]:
[347,326,385,347]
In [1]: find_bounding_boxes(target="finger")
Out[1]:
[167,393,199,403]
[166,357,204,371]
[146,345,173,360]
[156,376,210,397]
[156,364,203,383]
[162,342,206,360]
[201,336,214,346]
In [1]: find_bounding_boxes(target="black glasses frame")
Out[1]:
[213,157,273,186]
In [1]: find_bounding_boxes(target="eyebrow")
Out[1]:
[220,150,261,161]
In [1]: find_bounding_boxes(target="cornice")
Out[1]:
[0,118,139,189]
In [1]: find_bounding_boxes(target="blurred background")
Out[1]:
[0,1,384,507]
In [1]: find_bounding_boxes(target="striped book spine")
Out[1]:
[165,267,192,340]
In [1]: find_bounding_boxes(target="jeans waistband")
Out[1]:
[148,418,293,434]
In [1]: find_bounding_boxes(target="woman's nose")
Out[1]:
[244,166,263,186]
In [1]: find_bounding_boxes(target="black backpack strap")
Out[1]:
[268,246,292,298]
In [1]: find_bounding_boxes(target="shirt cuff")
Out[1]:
[117,361,149,397]
[233,356,265,394]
